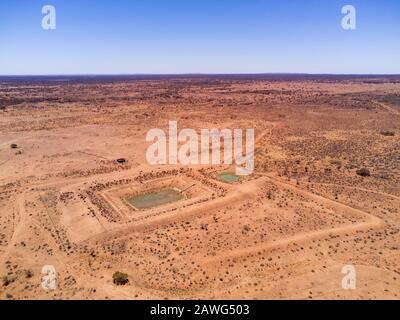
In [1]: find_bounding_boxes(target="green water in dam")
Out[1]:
[218,172,241,183]
[127,189,184,210]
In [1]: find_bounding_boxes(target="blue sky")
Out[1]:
[0,0,399,75]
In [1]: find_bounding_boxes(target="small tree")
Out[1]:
[113,272,129,286]
[356,168,370,177]
[10,144,18,149]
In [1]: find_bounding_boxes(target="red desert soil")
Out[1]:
[0,75,399,300]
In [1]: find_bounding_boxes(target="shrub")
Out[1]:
[356,168,371,177]
[379,172,390,180]
[25,269,34,279]
[380,131,395,137]
[112,272,129,286]
[242,225,251,233]
[2,275,15,287]
[10,144,18,149]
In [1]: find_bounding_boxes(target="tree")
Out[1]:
[112,272,129,286]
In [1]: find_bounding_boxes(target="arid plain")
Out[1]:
[0,75,399,300]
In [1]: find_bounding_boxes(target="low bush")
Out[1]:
[2,275,15,287]
[356,168,371,177]
[113,272,129,286]
[380,131,395,137]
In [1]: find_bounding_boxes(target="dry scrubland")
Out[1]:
[0,76,399,299]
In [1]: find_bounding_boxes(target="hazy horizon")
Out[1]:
[1,73,400,78]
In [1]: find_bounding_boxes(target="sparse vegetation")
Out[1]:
[116,158,126,164]
[2,275,15,287]
[112,272,129,286]
[25,269,34,279]
[379,171,390,180]
[356,168,371,177]
[242,224,251,234]
[380,130,395,136]
[1,76,399,300]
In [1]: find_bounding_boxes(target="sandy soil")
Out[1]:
[0,75,399,300]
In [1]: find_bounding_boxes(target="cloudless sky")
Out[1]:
[0,0,399,75]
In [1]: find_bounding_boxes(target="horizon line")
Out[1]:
[1,72,400,77]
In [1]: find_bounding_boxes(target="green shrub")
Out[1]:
[112,272,129,286]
